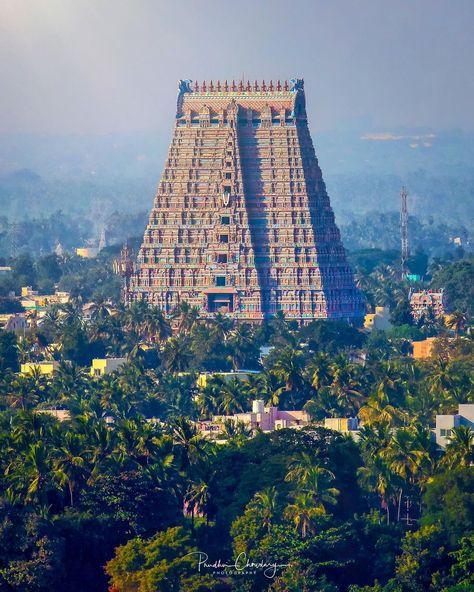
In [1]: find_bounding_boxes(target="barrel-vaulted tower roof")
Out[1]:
[176,79,307,121]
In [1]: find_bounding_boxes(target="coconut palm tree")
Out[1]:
[247,371,283,408]
[285,452,318,486]
[221,419,254,442]
[426,358,457,400]
[380,427,427,520]
[162,336,192,374]
[6,441,58,505]
[218,378,249,415]
[169,417,207,470]
[143,306,172,343]
[358,421,393,460]
[227,323,256,370]
[284,493,322,538]
[444,425,474,468]
[172,301,200,336]
[445,310,467,337]
[358,456,400,524]
[327,359,366,415]
[300,466,339,514]
[307,352,332,391]
[88,297,111,324]
[358,388,406,427]
[53,432,88,506]
[271,346,305,403]
[249,486,279,533]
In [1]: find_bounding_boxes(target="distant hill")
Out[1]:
[0,129,472,229]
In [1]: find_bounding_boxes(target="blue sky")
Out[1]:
[1,0,473,134]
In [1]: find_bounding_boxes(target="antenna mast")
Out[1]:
[400,187,409,276]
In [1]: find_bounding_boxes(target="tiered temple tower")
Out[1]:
[128,78,364,322]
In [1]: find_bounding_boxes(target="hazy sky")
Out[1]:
[1,0,474,134]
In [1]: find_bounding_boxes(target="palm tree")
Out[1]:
[172,301,200,336]
[221,419,254,442]
[307,352,332,391]
[218,378,249,415]
[6,441,57,505]
[268,311,296,347]
[427,358,457,400]
[445,310,467,337]
[359,391,405,427]
[249,486,279,533]
[271,346,305,403]
[303,388,342,421]
[380,427,426,520]
[300,466,339,514]
[53,432,88,506]
[358,456,399,524]
[284,493,322,538]
[88,297,111,324]
[161,336,192,374]
[358,421,393,460]
[444,425,474,468]
[208,314,234,343]
[52,361,87,404]
[284,452,317,485]
[58,300,83,328]
[247,371,283,408]
[6,374,41,410]
[143,306,172,343]
[170,417,207,470]
[327,359,366,415]
[227,323,256,370]
[87,420,118,477]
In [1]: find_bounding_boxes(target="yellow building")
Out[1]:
[20,287,70,313]
[21,361,59,376]
[412,337,437,360]
[324,417,359,433]
[91,357,127,377]
[76,247,99,259]
[364,306,392,331]
[197,370,259,389]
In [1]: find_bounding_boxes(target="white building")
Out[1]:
[434,404,474,448]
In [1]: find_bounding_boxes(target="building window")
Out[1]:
[440,429,452,437]
[221,216,230,225]
[219,234,229,243]
[223,186,231,193]
[225,172,232,179]
[215,276,226,287]
[217,253,228,263]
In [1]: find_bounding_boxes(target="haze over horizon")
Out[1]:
[1,0,474,136]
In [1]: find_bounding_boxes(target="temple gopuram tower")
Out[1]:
[128,78,364,323]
